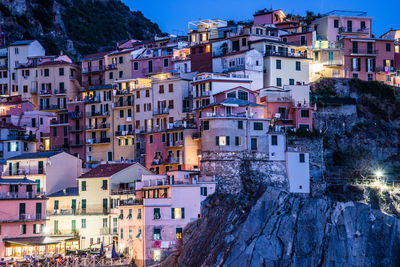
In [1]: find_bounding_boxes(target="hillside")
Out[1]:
[0,0,164,59]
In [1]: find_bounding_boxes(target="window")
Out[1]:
[334,19,339,28]
[81,181,87,191]
[81,218,86,228]
[386,43,391,52]
[300,110,309,118]
[238,91,248,101]
[352,73,359,78]
[20,224,26,234]
[242,38,247,47]
[44,69,49,77]
[129,227,133,239]
[216,136,229,146]
[120,109,124,118]
[176,228,183,239]
[136,104,140,113]
[168,100,174,109]
[102,180,108,190]
[289,79,295,85]
[361,21,366,30]
[168,84,173,92]
[154,208,161,219]
[137,228,142,239]
[54,200,59,210]
[72,220,76,233]
[63,126,67,136]
[314,51,319,61]
[149,135,153,144]
[253,122,263,130]
[134,62,138,70]
[159,85,164,93]
[368,74,373,81]
[203,121,209,130]
[138,208,142,219]
[296,61,301,71]
[201,187,208,196]
[276,78,282,87]
[119,71,123,78]
[238,120,243,129]
[235,136,241,146]
[15,47,19,54]
[153,228,161,240]
[59,68,64,76]
[82,199,86,209]
[299,153,305,163]
[146,90,150,97]
[109,72,113,80]
[276,59,281,69]
[23,85,28,93]
[120,228,124,239]
[171,208,185,219]
[164,58,169,67]
[271,135,278,146]
[251,138,257,150]
[119,56,123,64]
[103,218,108,228]
[300,36,306,45]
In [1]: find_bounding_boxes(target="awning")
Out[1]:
[4,236,78,246]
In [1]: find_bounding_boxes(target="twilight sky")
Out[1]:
[123,0,398,37]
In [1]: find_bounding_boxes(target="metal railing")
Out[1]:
[86,111,110,117]
[82,66,105,73]
[349,49,378,55]
[153,108,169,116]
[339,27,370,34]
[86,123,110,130]
[265,50,308,58]
[3,167,45,176]
[0,191,38,199]
[115,130,134,136]
[86,138,111,144]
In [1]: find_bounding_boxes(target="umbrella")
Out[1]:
[111,243,117,259]
[100,243,104,257]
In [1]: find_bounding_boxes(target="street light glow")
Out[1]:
[374,170,383,179]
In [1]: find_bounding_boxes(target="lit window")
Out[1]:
[171,207,185,219]
[176,227,183,239]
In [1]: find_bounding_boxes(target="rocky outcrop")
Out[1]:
[0,0,164,59]
[168,187,400,267]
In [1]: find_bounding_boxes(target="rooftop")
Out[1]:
[47,187,79,197]
[9,40,36,46]
[7,151,64,160]
[78,163,135,178]
[323,10,368,17]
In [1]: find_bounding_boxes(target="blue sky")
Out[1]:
[123,0,398,37]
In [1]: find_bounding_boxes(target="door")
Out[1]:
[347,20,352,32]
[38,161,44,174]
[71,199,76,211]
[19,203,26,219]
[103,198,108,213]
[328,52,334,65]
[36,203,42,220]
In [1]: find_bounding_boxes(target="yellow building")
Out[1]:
[46,162,152,250]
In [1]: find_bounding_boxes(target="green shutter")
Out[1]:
[82,199,86,209]
[181,208,185,219]
[54,220,58,234]
[171,208,175,219]
[35,179,40,193]
[72,220,76,232]
[54,200,59,210]
[72,199,76,210]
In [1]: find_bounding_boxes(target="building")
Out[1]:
[0,178,47,258]
[46,163,152,251]
[258,85,313,131]
[0,122,36,160]
[81,52,109,90]
[116,171,216,266]
[2,151,82,195]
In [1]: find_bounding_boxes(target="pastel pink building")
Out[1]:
[0,178,46,258]
[258,85,313,131]
[131,47,174,78]
[116,171,216,266]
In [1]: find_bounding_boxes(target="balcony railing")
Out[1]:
[3,168,45,176]
[55,89,67,95]
[113,101,133,108]
[377,66,396,73]
[48,208,110,216]
[86,111,110,117]
[82,80,103,88]
[86,138,111,144]
[115,130,134,136]
[0,213,44,223]
[0,191,38,199]
[339,27,369,34]
[82,66,105,74]
[265,50,308,58]
[349,49,378,55]
[84,96,101,104]
[52,143,70,150]
[194,91,211,98]
[7,134,36,141]
[151,157,183,166]
[153,108,169,116]
[70,141,85,147]
[119,198,143,206]
[70,111,83,119]
[39,90,52,96]
[40,105,66,111]
[87,123,110,130]
[69,126,83,132]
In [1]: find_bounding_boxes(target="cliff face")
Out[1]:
[0,0,164,59]
[167,187,400,267]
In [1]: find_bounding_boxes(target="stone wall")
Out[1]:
[201,151,288,194]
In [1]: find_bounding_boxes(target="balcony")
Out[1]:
[82,80,103,88]
[153,108,169,116]
[0,191,39,199]
[7,133,36,141]
[99,228,111,235]
[39,90,52,96]
[50,119,68,126]
[151,157,183,166]
[87,123,110,130]
[166,140,184,148]
[30,87,38,94]
[48,208,110,216]
[70,140,85,147]
[69,126,83,133]
[119,198,143,206]
[3,167,45,176]
[114,89,133,96]
[265,50,308,59]
[70,111,83,119]
[322,60,343,67]
[84,96,101,104]
[113,101,133,108]
[0,213,44,223]
[86,138,111,145]
[193,73,249,82]
[40,105,66,111]
[107,64,118,70]
[115,130,134,137]
[55,89,67,95]
[339,27,370,35]
[349,49,378,55]
[51,143,70,150]
[194,91,211,99]
[82,66,105,74]
[377,66,396,73]
[86,111,110,117]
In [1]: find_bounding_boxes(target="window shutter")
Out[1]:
[216,136,219,146]
[182,208,185,219]
[373,59,376,72]
[226,136,230,145]
[171,208,175,219]
[365,58,368,72]
[33,224,36,234]
[357,58,361,71]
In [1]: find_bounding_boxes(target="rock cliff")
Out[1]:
[0,0,164,59]
[166,187,400,267]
